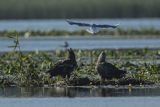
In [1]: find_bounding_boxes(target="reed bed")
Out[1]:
[0,0,160,19]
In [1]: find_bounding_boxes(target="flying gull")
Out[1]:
[66,20,119,34]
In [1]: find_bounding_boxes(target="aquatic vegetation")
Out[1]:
[0,49,159,87]
[0,34,160,87]
[0,28,160,37]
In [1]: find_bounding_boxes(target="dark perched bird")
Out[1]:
[47,48,77,78]
[95,51,126,81]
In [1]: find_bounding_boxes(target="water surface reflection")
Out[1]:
[0,86,160,97]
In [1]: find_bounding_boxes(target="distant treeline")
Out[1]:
[0,0,160,19]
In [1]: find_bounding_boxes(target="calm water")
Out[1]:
[0,87,160,107]
[0,97,160,107]
[0,36,160,52]
[1,86,160,97]
[0,18,160,31]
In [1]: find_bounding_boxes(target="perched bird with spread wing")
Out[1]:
[95,51,126,81]
[66,20,119,34]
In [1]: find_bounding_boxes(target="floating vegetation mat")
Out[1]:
[0,47,160,87]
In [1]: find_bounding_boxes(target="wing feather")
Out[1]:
[94,24,119,28]
[53,60,73,68]
[66,20,91,27]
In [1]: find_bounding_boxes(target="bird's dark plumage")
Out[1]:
[95,51,126,80]
[47,48,77,78]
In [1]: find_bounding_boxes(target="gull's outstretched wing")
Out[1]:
[94,24,119,28]
[66,20,91,27]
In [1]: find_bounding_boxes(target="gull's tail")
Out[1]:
[115,23,120,28]
[86,29,94,34]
